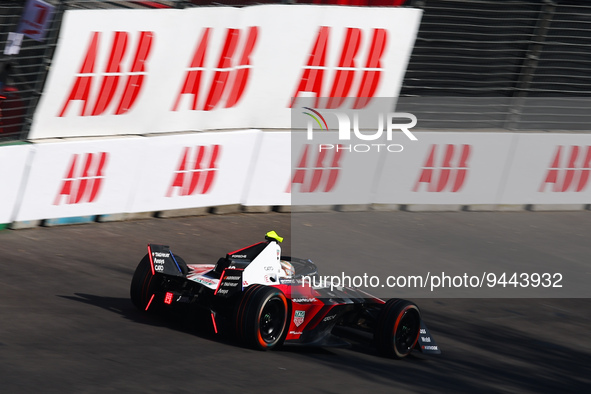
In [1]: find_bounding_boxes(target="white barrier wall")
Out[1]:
[128,130,259,213]
[242,132,291,207]
[287,134,383,206]
[3,131,591,226]
[29,5,422,139]
[500,134,591,204]
[13,131,260,222]
[374,132,517,205]
[243,131,384,207]
[0,144,32,224]
[14,137,145,222]
[2,2,590,224]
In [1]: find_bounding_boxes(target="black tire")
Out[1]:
[130,254,160,312]
[235,285,290,350]
[375,299,421,359]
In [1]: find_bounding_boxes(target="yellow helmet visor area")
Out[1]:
[265,230,283,243]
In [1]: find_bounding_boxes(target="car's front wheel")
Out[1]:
[235,285,290,350]
[374,299,421,359]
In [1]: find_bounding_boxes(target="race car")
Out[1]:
[130,231,440,359]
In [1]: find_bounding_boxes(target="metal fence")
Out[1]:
[399,0,591,131]
[0,1,194,142]
[1,1,60,141]
[2,0,591,141]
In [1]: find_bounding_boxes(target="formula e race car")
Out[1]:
[130,231,440,359]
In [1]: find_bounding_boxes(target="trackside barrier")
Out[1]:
[2,130,591,229]
[0,144,32,227]
[29,5,422,139]
[10,130,260,226]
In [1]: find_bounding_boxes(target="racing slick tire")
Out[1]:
[130,254,161,312]
[374,299,421,359]
[235,284,290,350]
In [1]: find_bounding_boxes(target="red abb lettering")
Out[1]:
[59,31,153,117]
[290,27,329,109]
[167,145,221,197]
[353,28,387,110]
[326,28,361,109]
[172,28,211,111]
[203,28,240,111]
[225,26,258,108]
[287,144,343,193]
[54,152,108,205]
[172,27,258,112]
[539,145,591,192]
[116,31,154,115]
[413,144,471,192]
[59,32,99,117]
[291,27,387,109]
[92,31,127,116]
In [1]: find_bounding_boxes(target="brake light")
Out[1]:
[164,292,173,305]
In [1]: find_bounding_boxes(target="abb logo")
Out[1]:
[287,144,343,193]
[54,152,108,205]
[539,145,591,192]
[414,144,471,192]
[167,145,221,197]
[59,31,154,117]
[291,27,387,110]
[172,27,258,111]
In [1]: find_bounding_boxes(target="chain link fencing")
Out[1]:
[1,0,590,141]
[400,0,591,132]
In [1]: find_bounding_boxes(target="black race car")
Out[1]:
[130,231,440,359]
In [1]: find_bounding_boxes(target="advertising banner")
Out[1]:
[500,133,591,205]
[14,138,145,221]
[242,131,291,207]
[128,130,259,213]
[29,5,422,139]
[374,132,516,205]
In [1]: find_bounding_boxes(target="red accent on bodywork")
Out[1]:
[214,268,244,295]
[210,312,218,334]
[285,301,325,340]
[227,241,265,256]
[147,244,155,275]
[394,305,420,350]
[145,294,155,311]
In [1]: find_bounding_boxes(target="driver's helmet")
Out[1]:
[279,260,295,278]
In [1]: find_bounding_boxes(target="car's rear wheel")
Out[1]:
[235,285,290,350]
[375,299,421,359]
[130,254,160,312]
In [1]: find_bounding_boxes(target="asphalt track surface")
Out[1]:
[1,211,590,393]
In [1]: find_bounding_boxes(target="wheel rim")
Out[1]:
[259,297,286,344]
[395,308,420,355]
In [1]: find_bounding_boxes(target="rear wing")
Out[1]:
[147,244,186,277]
